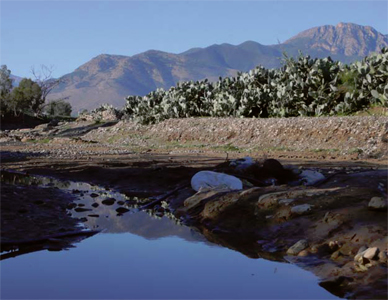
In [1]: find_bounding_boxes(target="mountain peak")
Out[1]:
[284,23,387,56]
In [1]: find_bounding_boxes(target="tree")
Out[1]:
[0,65,13,116]
[44,99,72,117]
[31,65,68,114]
[9,78,42,116]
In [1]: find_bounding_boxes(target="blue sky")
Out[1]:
[1,0,387,78]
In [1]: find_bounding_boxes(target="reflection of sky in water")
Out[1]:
[1,233,338,299]
[1,172,338,299]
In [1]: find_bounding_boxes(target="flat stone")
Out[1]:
[287,239,309,256]
[291,204,313,215]
[368,197,387,211]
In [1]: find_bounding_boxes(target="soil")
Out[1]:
[1,117,387,299]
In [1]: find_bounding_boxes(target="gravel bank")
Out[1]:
[84,116,388,158]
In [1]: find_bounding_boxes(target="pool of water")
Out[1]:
[1,231,338,299]
[0,171,338,299]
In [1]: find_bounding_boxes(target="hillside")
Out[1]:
[48,23,388,112]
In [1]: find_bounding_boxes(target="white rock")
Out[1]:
[291,204,313,214]
[368,197,387,211]
[363,247,379,260]
[191,171,243,192]
[300,170,325,186]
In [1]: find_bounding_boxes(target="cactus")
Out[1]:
[123,48,388,124]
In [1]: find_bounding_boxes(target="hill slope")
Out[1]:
[48,23,388,112]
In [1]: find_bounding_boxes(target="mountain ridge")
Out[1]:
[45,22,388,112]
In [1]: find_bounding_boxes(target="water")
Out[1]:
[0,171,338,299]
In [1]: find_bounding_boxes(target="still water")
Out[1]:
[1,172,338,299]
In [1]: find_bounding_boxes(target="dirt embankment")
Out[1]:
[82,116,388,159]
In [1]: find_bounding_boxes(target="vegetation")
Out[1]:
[0,65,72,121]
[44,99,72,117]
[124,49,388,124]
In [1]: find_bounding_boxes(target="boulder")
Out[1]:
[191,171,243,192]
[299,170,325,185]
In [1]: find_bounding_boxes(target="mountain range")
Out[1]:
[40,23,388,112]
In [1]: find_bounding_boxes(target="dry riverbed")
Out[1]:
[1,116,387,299]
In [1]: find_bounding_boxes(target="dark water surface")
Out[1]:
[1,172,338,299]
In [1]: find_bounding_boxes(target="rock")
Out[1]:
[378,251,387,263]
[278,199,295,206]
[67,203,77,209]
[291,204,313,215]
[201,191,241,220]
[87,214,99,218]
[363,247,379,260]
[91,202,99,208]
[299,170,325,185]
[368,197,387,211]
[298,250,310,257]
[74,207,92,212]
[354,247,380,262]
[229,156,255,170]
[191,171,243,192]
[116,207,129,214]
[287,239,309,255]
[90,193,99,198]
[102,198,116,205]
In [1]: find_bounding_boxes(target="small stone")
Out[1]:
[102,198,116,206]
[91,203,99,208]
[74,207,92,212]
[357,256,370,265]
[77,203,85,207]
[90,193,99,198]
[363,247,379,260]
[291,204,313,215]
[368,197,387,211]
[116,207,129,214]
[87,214,99,218]
[287,239,309,255]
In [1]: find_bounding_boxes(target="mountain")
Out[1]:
[48,23,388,112]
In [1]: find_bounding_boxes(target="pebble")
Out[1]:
[91,203,99,208]
[287,239,309,255]
[90,193,99,198]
